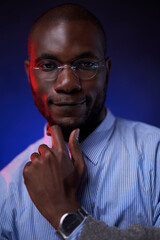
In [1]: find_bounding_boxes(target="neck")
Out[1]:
[63,107,107,142]
[79,107,107,142]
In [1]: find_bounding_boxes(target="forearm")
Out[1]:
[79,216,160,240]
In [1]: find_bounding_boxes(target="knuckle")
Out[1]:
[38,144,53,159]
[38,144,48,152]
[57,148,65,161]
[44,150,52,159]
[57,147,63,155]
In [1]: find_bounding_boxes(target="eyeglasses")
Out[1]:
[29,58,106,81]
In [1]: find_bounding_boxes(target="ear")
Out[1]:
[105,57,112,72]
[105,57,111,84]
[24,60,30,83]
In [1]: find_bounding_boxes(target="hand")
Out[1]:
[23,125,85,229]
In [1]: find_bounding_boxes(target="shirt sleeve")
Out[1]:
[0,173,9,239]
[149,136,160,226]
[79,216,160,240]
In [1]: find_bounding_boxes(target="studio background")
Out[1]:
[0,0,160,170]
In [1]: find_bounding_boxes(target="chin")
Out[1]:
[54,121,83,141]
[48,115,85,130]
[59,119,84,131]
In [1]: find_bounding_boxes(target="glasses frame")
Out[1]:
[29,58,106,81]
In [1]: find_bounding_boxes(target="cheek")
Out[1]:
[83,76,107,103]
[29,72,52,105]
[30,71,44,92]
[29,71,54,98]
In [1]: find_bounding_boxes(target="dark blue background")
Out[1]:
[1,0,160,170]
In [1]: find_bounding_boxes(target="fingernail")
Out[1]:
[75,128,80,141]
[47,126,51,136]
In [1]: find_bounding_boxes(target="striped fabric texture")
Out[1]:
[0,109,160,239]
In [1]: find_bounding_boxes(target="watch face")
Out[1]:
[58,208,88,239]
[62,213,81,235]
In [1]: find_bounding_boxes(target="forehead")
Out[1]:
[29,20,105,61]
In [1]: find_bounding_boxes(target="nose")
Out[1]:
[54,67,82,94]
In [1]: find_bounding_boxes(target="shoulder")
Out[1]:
[114,117,160,143]
[0,137,45,196]
[113,117,160,171]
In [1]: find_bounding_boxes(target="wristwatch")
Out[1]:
[57,207,88,239]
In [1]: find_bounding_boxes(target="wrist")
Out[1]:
[51,203,81,229]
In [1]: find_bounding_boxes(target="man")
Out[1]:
[0,3,160,240]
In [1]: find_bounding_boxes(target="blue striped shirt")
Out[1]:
[1,109,160,239]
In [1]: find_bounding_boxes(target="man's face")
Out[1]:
[25,20,111,136]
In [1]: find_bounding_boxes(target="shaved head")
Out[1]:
[28,3,107,58]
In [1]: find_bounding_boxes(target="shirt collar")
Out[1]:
[43,109,116,165]
[80,109,116,165]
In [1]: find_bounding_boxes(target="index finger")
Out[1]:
[47,125,65,149]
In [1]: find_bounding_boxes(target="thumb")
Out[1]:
[69,129,86,179]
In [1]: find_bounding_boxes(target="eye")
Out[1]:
[74,60,99,71]
[36,60,58,72]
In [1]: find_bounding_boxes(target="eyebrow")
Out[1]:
[34,54,59,64]
[34,51,99,64]
[74,52,99,60]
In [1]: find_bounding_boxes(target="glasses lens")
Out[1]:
[73,59,99,80]
[33,59,59,80]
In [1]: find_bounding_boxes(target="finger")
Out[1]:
[47,125,74,179]
[30,152,40,162]
[69,129,86,179]
[47,125,65,149]
[23,161,32,184]
[38,144,51,158]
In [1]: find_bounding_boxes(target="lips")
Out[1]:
[54,99,86,106]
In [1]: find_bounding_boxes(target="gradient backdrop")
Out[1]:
[1,0,160,170]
